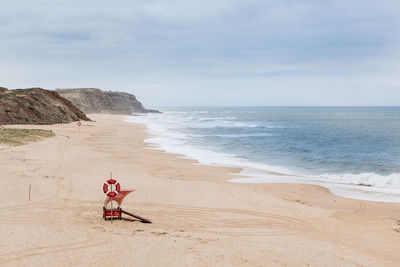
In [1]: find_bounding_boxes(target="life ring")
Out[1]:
[103,179,120,197]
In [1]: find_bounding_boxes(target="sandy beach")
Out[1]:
[1,114,400,266]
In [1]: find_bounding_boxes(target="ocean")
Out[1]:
[126,107,400,202]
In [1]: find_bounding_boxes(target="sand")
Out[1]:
[1,114,400,266]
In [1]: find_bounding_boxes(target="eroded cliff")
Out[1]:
[0,87,91,125]
[56,88,159,115]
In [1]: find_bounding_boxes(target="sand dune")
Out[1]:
[1,114,400,266]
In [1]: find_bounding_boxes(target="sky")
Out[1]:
[0,0,399,106]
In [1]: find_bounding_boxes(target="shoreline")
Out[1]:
[126,114,400,203]
[2,114,400,266]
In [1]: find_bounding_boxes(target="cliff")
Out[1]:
[0,87,91,125]
[56,88,159,115]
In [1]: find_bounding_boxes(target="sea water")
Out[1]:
[126,107,400,202]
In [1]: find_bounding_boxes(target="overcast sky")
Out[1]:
[0,0,399,106]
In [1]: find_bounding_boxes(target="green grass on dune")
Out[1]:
[0,128,55,146]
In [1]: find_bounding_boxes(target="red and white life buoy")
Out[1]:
[103,179,121,197]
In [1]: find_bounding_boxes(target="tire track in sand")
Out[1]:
[0,238,107,264]
[124,202,312,237]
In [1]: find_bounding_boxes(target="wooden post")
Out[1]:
[110,172,113,223]
[28,184,31,201]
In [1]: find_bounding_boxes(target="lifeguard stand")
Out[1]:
[102,190,151,223]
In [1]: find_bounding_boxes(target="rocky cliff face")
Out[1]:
[56,88,159,115]
[0,87,91,125]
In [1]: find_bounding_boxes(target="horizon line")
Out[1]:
[150,105,400,108]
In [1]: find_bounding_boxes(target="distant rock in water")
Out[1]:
[56,88,160,115]
[0,87,91,125]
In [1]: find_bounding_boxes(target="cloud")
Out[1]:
[0,0,399,105]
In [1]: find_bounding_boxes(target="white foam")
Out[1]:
[198,116,237,121]
[126,114,400,203]
[230,170,400,203]
[126,114,290,172]
[188,120,262,129]
[313,172,400,189]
